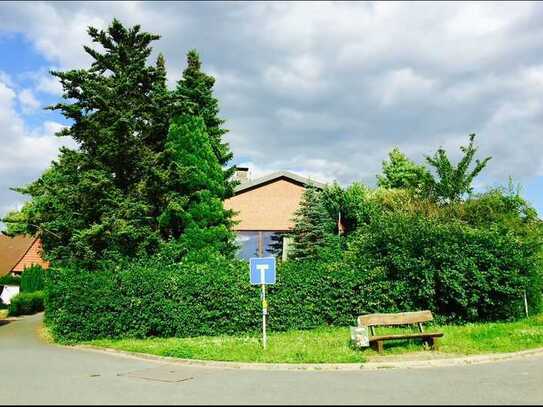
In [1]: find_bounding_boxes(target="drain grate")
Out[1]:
[118,365,195,383]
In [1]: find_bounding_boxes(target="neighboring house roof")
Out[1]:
[234,170,326,195]
[0,235,38,277]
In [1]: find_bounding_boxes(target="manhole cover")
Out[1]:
[118,365,195,383]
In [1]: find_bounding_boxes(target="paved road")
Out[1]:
[1,314,542,405]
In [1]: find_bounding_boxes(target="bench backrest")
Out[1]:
[358,310,433,327]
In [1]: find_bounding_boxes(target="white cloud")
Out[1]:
[375,68,438,107]
[35,72,63,95]
[18,88,40,113]
[0,1,541,208]
[0,78,71,215]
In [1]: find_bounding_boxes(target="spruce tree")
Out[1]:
[6,19,238,265]
[174,50,236,198]
[8,20,177,263]
[158,115,236,257]
[289,186,336,260]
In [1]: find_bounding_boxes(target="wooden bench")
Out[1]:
[357,310,443,354]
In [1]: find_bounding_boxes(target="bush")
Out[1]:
[21,265,46,292]
[0,274,21,286]
[8,291,45,316]
[46,215,542,342]
[46,255,259,341]
[44,187,543,342]
[345,211,542,322]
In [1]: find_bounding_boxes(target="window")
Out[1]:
[235,231,288,260]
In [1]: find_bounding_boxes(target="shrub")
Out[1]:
[21,265,46,292]
[345,211,542,322]
[8,291,45,316]
[0,274,21,286]
[46,219,542,342]
[46,255,259,341]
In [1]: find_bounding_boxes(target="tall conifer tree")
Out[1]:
[289,186,336,260]
[174,50,236,198]
[158,115,236,257]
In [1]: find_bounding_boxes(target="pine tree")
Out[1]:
[289,186,336,260]
[158,115,236,257]
[9,20,179,264]
[7,19,239,265]
[174,50,236,198]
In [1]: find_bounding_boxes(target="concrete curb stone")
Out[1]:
[73,344,543,371]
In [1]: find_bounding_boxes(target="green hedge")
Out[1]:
[0,274,21,286]
[21,265,46,292]
[9,291,45,316]
[345,212,542,323]
[45,211,542,341]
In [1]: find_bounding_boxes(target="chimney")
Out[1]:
[233,167,249,183]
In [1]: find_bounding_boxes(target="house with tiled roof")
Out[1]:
[224,168,326,260]
[0,235,49,277]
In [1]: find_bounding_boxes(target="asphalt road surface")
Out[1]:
[1,313,542,405]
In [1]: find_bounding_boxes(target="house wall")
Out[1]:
[224,178,306,231]
[12,239,50,273]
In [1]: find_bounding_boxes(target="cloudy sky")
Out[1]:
[1,1,543,219]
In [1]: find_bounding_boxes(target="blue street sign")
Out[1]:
[250,257,276,285]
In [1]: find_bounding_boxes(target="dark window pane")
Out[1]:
[263,232,285,258]
[235,231,286,260]
[235,232,259,260]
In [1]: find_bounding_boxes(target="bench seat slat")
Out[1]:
[369,332,443,342]
[358,310,434,327]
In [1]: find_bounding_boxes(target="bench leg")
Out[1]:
[423,337,439,351]
[371,340,384,354]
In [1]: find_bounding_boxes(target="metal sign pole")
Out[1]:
[250,256,275,350]
[262,283,267,349]
[524,289,529,318]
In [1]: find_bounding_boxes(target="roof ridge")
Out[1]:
[233,170,327,194]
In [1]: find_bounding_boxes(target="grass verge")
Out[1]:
[83,314,543,364]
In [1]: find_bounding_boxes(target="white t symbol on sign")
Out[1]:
[256,264,269,284]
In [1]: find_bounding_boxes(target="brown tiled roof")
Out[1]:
[0,235,37,277]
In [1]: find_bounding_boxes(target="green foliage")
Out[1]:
[8,291,45,316]
[156,115,236,258]
[423,134,492,203]
[46,208,542,342]
[174,49,236,193]
[0,274,21,286]
[6,20,234,266]
[345,211,541,322]
[20,265,46,293]
[377,147,430,191]
[289,186,337,260]
[2,209,28,236]
[45,255,258,341]
[88,314,543,361]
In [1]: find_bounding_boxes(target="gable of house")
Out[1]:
[224,170,325,260]
[12,238,49,273]
[0,235,49,277]
[224,171,325,231]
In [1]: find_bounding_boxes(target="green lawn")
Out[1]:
[84,314,543,364]
[0,309,7,320]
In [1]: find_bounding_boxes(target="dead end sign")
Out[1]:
[250,257,276,285]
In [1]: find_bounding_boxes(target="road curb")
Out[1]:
[72,344,543,371]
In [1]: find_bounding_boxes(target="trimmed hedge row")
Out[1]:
[9,291,45,316]
[46,212,541,341]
